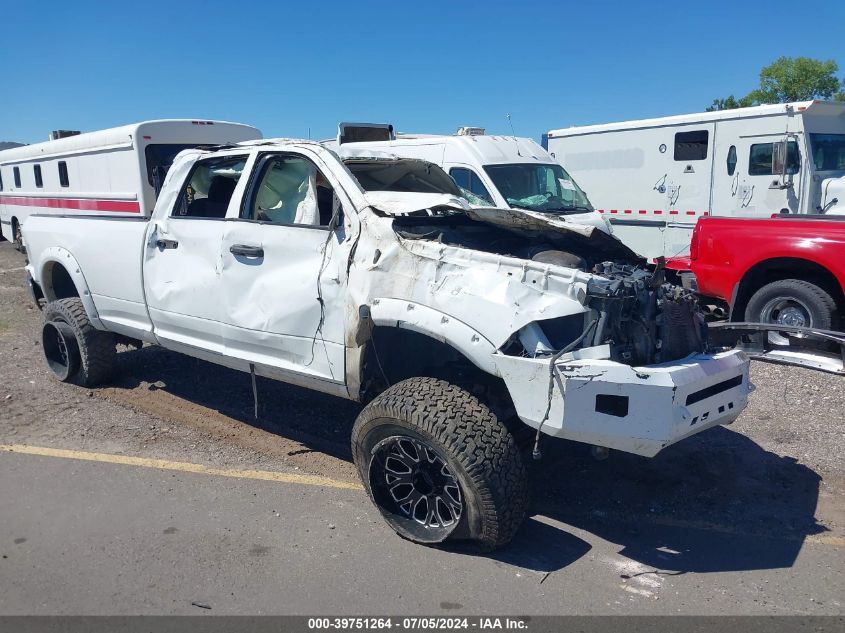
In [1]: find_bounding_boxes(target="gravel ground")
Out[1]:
[1,240,843,546]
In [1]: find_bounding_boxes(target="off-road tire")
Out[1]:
[745,279,836,331]
[43,298,115,386]
[352,377,528,550]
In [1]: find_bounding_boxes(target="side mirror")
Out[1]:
[772,140,787,177]
[770,139,794,190]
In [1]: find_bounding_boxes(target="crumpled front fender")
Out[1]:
[368,298,498,374]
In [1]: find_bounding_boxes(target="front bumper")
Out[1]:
[493,349,751,457]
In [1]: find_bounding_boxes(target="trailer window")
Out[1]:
[749,141,800,176]
[172,155,247,219]
[809,134,845,171]
[13,167,21,188]
[146,144,201,195]
[726,146,737,176]
[449,168,494,205]
[674,130,709,161]
[0,169,3,191]
[58,161,69,187]
[33,165,43,188]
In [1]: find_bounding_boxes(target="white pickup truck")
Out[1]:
[23,139,752,549]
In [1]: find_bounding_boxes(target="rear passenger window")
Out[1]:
[749,141,800,176]
[674,130,709,161]
[449,167,494,205]
[34,165,43,188]
[58,161,69,187]
[13,167,21,188]
[172,155,247,218]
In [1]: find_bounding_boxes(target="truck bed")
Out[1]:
[23,214,153,339]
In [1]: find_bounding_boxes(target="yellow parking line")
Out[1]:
[0,444,363,491]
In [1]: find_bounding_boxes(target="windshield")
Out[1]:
[345,159,464,197]
[483,163,593,214]
[145,144,203,195]
[809,134,845,171]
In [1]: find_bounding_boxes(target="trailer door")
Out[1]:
[728,135,802,216]
[661,124,715,258]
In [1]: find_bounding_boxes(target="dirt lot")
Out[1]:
[1,238,844,563]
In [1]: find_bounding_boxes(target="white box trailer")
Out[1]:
[325,123,611,234]
[545,101,845,260]
[0,119,262,247]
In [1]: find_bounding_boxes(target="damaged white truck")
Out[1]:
[22,139,752,549]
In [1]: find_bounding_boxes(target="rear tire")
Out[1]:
[352,377,528,550]
[744,279,836,344]
[11,219,23,252]
[42,298,115,386]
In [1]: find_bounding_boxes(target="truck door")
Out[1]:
[218,151,350,384]
[143,153,249,356]
[730,135,802,216]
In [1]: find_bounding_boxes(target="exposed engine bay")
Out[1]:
[582,262,708,365]
[391,212,708,367]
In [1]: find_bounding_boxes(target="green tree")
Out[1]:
[708,56,845,111]
[706,95,752,112]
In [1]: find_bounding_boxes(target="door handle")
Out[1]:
[155,238,179,250]
[230,244,264,258]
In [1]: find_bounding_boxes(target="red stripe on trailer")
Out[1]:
[0,196,141,213]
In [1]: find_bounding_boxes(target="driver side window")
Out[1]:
[243,155,339,227]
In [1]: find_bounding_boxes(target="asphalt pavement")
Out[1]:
[0,447,842,615]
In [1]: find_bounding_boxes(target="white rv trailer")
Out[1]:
[325,123,611,234]
[0,119,262,247]
[545,101,845,260]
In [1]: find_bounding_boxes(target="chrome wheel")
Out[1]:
[369,435,463,540]
[759,296,810,345]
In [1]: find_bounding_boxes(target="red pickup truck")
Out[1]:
[667,215,845,374]
[678,216,844,333]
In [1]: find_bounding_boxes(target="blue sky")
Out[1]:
[1,0,843,144]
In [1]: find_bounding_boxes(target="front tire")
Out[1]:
[352,377,528,550]
[42,298,115,386]
[744,279,836,345]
